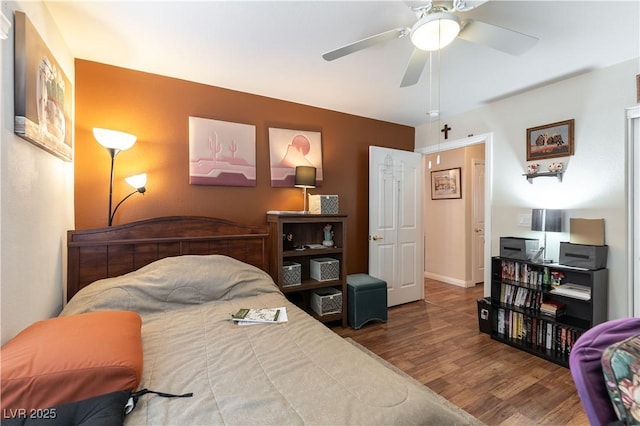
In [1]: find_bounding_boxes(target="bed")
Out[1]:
[4,216,481,425]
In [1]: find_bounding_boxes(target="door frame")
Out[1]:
[416,132,493,296]
[471,158,485,285]
[626,106,639,316]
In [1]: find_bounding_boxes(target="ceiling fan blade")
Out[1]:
[452,0,488,12]
[403,0,433,10]
[405,0,488,13]
[322,28,408,61]
[458,19,538,56]
[400,48,430,87]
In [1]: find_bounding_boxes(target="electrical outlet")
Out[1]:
[518,213,532,227]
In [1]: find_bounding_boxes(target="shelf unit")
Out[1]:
[523,171,563,183]
[267,213,348,327]
[490,256,607,367]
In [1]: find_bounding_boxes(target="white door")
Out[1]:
[472,159,485,284]
[369,146,424,306]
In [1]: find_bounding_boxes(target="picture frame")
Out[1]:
[431,167,462,200]
[14,11,73,162]
[526,119,574,161]
[188,116,256,186]
[268,127,323,187]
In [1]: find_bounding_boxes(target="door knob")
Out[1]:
[370,235,384,241]
[475,228,483,232]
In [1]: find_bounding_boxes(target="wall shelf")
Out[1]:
[523,171,563,184]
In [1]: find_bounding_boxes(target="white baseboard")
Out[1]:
[424,271,475,288]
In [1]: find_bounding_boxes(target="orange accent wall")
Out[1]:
[74,60,414,273]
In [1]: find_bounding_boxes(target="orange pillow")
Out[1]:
[1,310,143,413]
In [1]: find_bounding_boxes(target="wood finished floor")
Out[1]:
[332,278,589,426]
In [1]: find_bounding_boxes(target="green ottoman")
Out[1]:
[347,274,388,329]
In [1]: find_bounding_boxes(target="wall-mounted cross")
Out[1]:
[441,124,452,140]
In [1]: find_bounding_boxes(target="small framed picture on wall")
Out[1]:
[526,119,574,161]
[431,167,462,200]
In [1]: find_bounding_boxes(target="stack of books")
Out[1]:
[540,300,566,318]
[231,307,288,325]
[550,283,591,300]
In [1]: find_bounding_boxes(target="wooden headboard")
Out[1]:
[67,216,269,302]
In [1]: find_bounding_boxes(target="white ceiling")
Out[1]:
[45,0,640,127]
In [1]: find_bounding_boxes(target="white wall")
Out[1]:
[1,0,74,345]
[416,58,640,320]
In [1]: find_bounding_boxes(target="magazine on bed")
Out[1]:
[231,307,288,324]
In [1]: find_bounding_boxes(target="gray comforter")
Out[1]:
[61,255,477,425]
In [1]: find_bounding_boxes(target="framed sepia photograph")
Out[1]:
[526,119,574,161]
[431,167,461,200]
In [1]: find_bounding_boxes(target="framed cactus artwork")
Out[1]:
[188,116,256,186]
[14,11,73,162]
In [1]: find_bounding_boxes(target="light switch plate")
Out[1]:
[518,213,531,227]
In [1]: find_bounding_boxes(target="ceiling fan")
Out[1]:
[322,0,538,87]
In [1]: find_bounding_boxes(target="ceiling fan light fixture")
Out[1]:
[411,12,461,51]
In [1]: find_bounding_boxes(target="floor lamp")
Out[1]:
[109,173,147,226]
[93,128,146,226]
[531,208,563,263]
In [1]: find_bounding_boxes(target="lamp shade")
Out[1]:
[125,173,147,190]
[294,166,316,188]
[93,128,137,151]
[411,12,461,51]
[531,209,563,232]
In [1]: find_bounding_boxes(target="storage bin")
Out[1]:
[282,261,301,287]
[477,297,492,334]
[308,195,339,214]
[559,242,608,270]
[347,274,387,329]
[500,237,539,260]
[310,257,340,281]
[310,287,342,315]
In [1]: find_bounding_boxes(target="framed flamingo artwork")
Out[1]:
[268,128,323,187]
